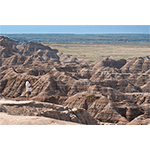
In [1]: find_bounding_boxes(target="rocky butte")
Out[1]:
[0,36,150,125]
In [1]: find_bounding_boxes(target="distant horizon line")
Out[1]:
[1,32,149,35]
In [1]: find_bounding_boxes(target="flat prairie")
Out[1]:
[44,43,150,61]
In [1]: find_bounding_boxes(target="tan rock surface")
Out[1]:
[0,112,80,125]
[0,99,101,125]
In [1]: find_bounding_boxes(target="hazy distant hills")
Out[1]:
[1,34,150,44]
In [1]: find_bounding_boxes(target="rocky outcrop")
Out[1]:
[57,52,79,64]
[0,112,80,125]
[17,41,59,61]
[93,57,126,69]
[0,36,60,68]
[0,99,103,125]
[0,36,150,125]
[0,36,18,52]
[121,57,150,73]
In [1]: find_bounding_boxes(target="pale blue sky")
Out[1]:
[0,25,150,34]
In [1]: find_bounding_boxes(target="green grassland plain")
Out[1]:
[44,43,150,61]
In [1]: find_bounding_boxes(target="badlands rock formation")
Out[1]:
[0,36,150,125]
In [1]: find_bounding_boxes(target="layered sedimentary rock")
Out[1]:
[0,36,150,125]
